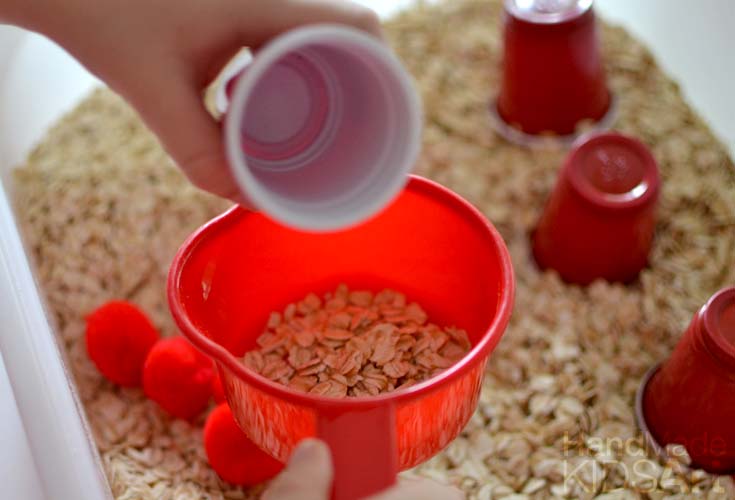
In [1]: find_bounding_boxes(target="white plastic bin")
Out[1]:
[0,27,110,500]
[0,1,731,499]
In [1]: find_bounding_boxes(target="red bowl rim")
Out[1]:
[167,175,515,409]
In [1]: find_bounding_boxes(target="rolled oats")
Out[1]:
[241,287,471,397]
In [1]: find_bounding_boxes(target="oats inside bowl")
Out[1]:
[242,285,471,397]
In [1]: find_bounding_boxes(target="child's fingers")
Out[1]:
[119,0,384,204]
[130,62,244,203]
[262,439,334,500]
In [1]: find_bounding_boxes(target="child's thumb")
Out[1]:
[262,439,334,500]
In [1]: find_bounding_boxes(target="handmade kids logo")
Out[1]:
[559,432,729,495]
[659,432,729,464]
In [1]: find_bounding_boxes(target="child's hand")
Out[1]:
[5,0,382,202]
[263,439,463,500]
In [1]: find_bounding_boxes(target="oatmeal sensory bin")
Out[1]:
[242,286,471,398]
[12,0,735,497]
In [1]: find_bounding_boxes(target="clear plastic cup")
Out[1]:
[223,25,423,232]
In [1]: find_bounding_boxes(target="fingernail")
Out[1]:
[289,438,321,467]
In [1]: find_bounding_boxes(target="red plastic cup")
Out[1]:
[168,176,515,500]
[219,25,422,232]
[532,132,660,285]
[491,0,614,146]
[636,287,735,474]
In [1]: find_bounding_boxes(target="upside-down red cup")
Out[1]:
[636,287,735,474]
[168,176,515,500]
[220,25,422,232]
[491,0,614,146]
[532,132,660,285]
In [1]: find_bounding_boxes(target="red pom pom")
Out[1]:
[204,403,284,485]
[143,337,213,420]
[211,371,226,404]
[85,301,160,387]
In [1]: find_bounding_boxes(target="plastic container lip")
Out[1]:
[700,287,735,369]
[634,364,671,467]
[504,0,593,24]
[168,175,515,410]
[565,132,660,210]
[488,95,617,150]
[225,24,423,232]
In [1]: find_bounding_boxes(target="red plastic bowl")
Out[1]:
[638,287,735,474]
[168,176,515,499]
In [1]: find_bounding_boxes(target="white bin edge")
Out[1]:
[0,27,111,500]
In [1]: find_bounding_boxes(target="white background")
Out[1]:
[1,1,733,499]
